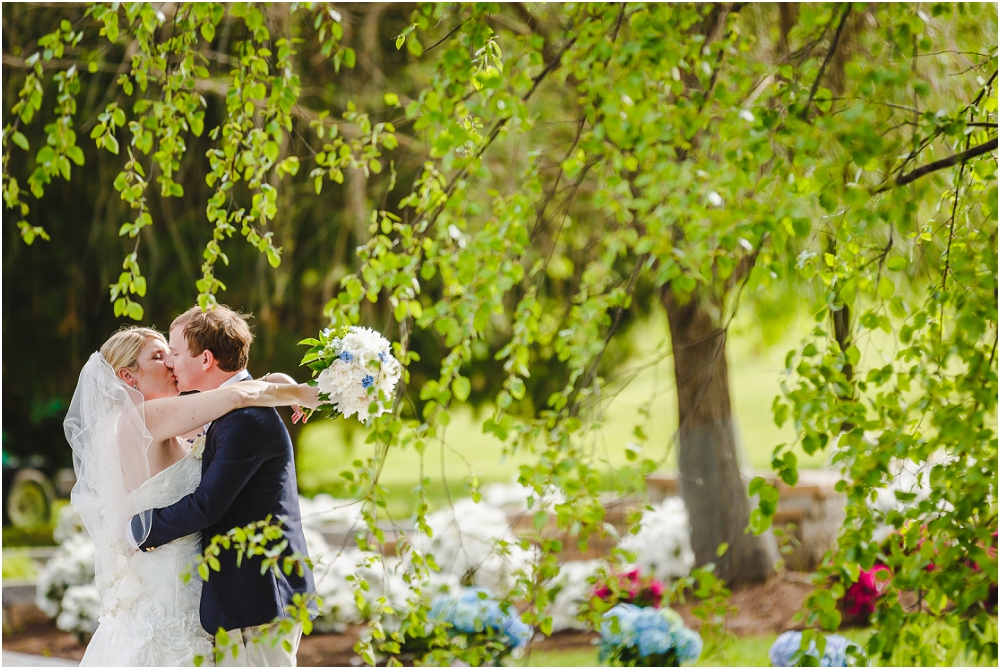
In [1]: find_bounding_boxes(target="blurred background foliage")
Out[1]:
[5,3,646,470]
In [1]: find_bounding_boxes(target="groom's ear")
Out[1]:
[201,348,217,371]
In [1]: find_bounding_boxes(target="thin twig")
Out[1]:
[801,4,851,119]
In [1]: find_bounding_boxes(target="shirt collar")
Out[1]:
[205,369,252,432]
[219,369,252,387]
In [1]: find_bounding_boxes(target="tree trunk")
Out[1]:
[661,286,778,587]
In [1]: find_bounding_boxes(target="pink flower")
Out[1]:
[844,564,891,617]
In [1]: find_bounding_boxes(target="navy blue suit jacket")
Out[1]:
[138,403,316,634]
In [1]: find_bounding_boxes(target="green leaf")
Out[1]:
[201,21,215,43]
[126,300,144,321]
[64,145,85,166]
[105,134,120,155]
[452,376,471,402]
[845,344,861,366]
[508,377,525,400]
[12,131,29,151]
[384,93,400,107]
[266,246,281,268]
[877,276,895,299]
[886,256,906,271]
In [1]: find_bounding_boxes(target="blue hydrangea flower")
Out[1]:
[601,604,702,665]
[378,350,388,363]
[636,626,673,657]
[430,588,532,653]
[600,604,642,647]
[361,374,374,389]
[338,350,354,363]
[769,631,852,667]
[660,606,684,629]
[503,613,533,650]
[672,626,703,663]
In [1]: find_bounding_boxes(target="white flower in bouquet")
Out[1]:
[619,497,694,583]
[304,326,402,422]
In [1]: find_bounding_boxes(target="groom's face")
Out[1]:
[167,325,209,392]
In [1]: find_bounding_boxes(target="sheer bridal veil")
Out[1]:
[64,352,153,593]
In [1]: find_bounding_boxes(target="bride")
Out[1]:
[66,326,320,666]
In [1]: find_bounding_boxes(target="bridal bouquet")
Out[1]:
[300,326,402,421]
[598,603,702,667]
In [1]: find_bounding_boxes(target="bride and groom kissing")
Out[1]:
[67,305,323,666]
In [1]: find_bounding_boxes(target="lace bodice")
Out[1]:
[131,445,203,512]
[81,446,214,666]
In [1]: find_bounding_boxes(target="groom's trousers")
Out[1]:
[217,621,303,667]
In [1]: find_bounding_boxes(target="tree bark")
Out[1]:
[661,286,779,587]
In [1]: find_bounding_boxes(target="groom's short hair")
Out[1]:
[171,305,254,372]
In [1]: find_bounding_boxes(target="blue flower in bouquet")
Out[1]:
[769,631,853,667]
[304,326,402,421]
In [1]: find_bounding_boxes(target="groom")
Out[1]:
[130,305,316,666]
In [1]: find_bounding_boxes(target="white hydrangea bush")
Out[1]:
[36,504,100,641]
[56,584,101,641]
[305,528,459,632]
[411,497,537,595]
[546,559,603,632]
[618,497,694,583]
[299,493,364,531]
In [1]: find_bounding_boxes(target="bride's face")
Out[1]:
[132,338,180,400]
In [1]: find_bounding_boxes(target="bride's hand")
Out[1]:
[295,384,322,412]
[292,385,321,423]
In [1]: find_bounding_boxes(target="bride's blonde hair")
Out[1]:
[100,326,167,375]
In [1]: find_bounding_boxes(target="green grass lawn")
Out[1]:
[297,311,821,514]
[1,550,38,579]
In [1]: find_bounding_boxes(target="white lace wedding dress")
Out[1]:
[80,447,214,666]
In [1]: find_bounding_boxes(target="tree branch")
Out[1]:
[874,138,998,193]
[801,4,851,119]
